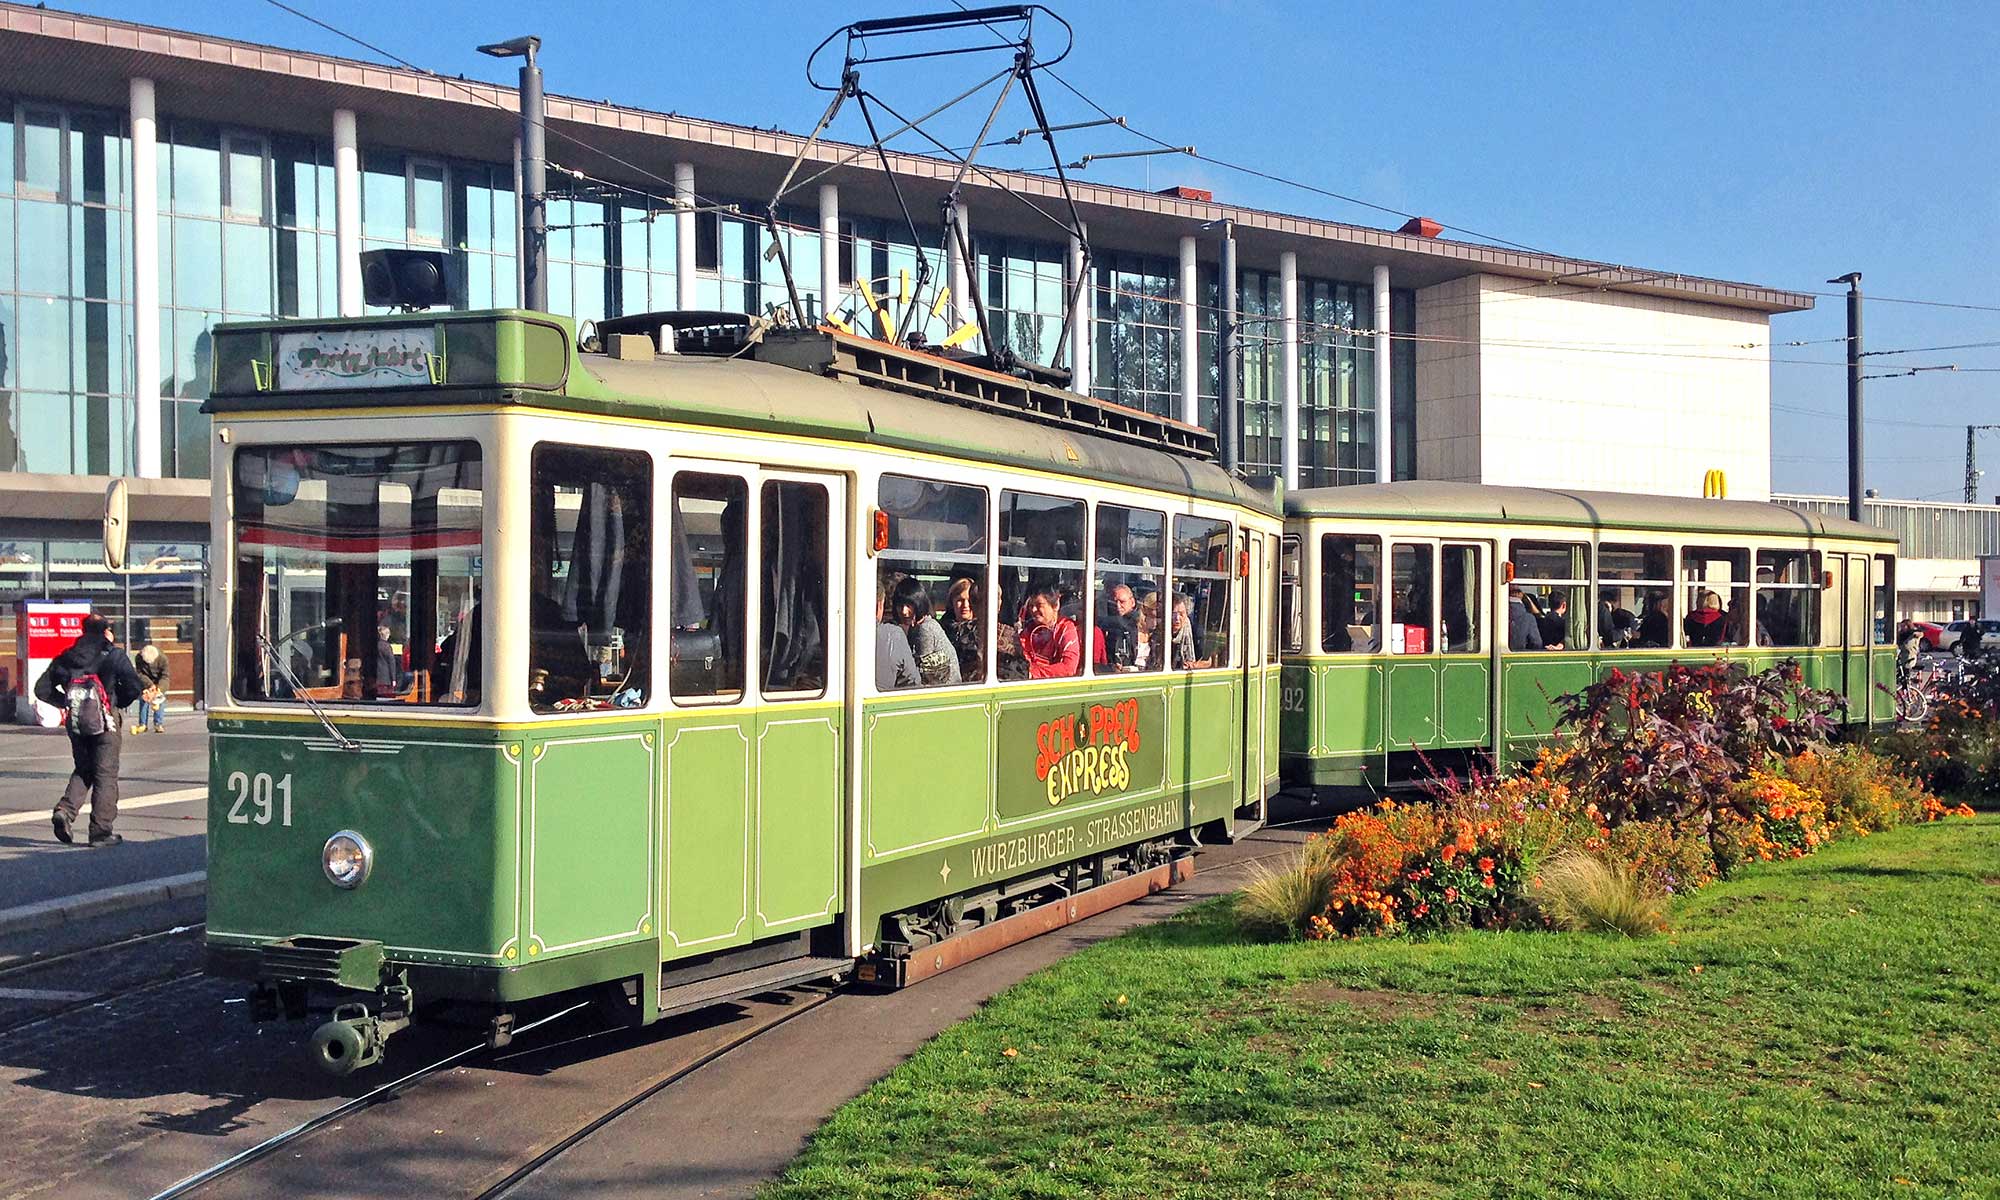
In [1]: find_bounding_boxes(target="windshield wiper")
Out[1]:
[257,629,362,752]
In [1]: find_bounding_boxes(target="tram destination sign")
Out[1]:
[275,327,436,391]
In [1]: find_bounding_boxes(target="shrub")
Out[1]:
[1548,661,1844,827]
[1602,817,1715,897]
[1780,745,1926,835]
[1531,851,1666,937]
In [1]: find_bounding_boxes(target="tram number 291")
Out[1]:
[225,771,294,827]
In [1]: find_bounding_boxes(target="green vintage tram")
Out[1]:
[198,308,1283,1072]
[1276,481,1900,799]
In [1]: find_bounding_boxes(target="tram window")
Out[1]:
[1440,543,1482,653]
[1280,535,1303,655]
[1872,555,1895,644]
[878,475,988,689]
[1681,546,1751,649]
[1597,544,1674,649]
[231,443,484,707]
[1093,504,1165,674]
[761,481,829,696]
[1754,549,1819,648]
[1172,516,1233,669]
[1388,543,1434,654]
[527,444,652,713]
[1820,556,1846,649]
[1320,534,1381,653]
[669,472,747,701]
[1510,540,1588,651]
[1267,532,1282,665]
[998,490,1086,679]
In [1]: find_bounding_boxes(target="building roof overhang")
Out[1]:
[0,2,1812,313]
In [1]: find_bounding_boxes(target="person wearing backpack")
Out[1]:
[34,615,147,847]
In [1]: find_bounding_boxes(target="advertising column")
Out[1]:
[16,601,92,725]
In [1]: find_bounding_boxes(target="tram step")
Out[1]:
[656,954,852,1020]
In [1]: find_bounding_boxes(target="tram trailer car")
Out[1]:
[1276,481,1900,806]
[198,309,1283,1073]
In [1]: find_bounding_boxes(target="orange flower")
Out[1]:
[1477,856,1495,874]
[1440,844,1458,865]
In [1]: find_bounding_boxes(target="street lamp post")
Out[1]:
[479,36,546,313]
[1830,271,1863,522]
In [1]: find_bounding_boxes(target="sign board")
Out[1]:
[15,601,92,727]
[275,327,436,391]
[1980,555,2000,619]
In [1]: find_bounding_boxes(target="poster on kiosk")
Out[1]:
[17,601,92,727]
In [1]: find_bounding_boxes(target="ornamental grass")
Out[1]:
[1529,850,1665,937]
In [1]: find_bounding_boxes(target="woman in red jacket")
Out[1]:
[1019,587,1081,679]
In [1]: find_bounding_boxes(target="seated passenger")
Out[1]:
[1170,592,1211,669]
[1684,590,1728,648]
[1538,594,1569,650]
[943,577,983,680]
[1506,587,1543,651]
[1094,582,1139,669]
[874,577,920,690]
[891,576,960,687]
[1135,593,1160,669]
[1019,586,1081,678]
[1638,594,1672,648]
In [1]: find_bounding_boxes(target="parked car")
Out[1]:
[1936,619,2000,654]
[1909,621,1946,651]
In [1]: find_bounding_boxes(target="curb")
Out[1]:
[0,872,206,937]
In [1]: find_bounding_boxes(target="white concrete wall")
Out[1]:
[1415,274,1773,500]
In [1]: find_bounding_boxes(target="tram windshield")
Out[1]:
[231,442,484,707]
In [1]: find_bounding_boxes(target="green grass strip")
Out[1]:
[767,817,2000,1199]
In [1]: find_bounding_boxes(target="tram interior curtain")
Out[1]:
[763,486,825,688]
[560,484,627,635]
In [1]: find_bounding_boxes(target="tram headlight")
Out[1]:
[322,831,373,889]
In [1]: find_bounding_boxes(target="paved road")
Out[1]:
[0,722,207,915]
[0,826,1309,1200]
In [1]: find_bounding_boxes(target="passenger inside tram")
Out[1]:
[874,574,920,690]
[1638,592,1673,647]
[1093,582,1139,670]
[889,575,961,687]
[1017,586,1082,678]
[1684,589,1728,647]
[942,576,983,680]
[1170,592,1212,670]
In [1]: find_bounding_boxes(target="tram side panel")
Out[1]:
[853,670,1246,944]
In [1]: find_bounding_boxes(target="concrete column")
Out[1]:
[946,201,971,346]
[333,109,362,316]
[1279,251,1300,490]
[817,182,839,324]
[129,77,161,479]
[1067,230,1090,394]
[1178,235,1198,425]
[674,163,697,310]
[1373,263,1392,483]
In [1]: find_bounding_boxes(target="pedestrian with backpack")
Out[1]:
[34,614,148,847]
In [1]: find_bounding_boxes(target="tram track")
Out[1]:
[0,922,208,1038]
[129,836,1299,1200]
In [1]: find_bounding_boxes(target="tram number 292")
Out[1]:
[225,771,294,827]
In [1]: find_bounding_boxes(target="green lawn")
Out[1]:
[768,818,2000,1199]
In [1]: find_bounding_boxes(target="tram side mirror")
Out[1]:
[103,478,130,572]
[361,248,454,311]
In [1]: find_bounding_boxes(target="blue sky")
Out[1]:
[69,0,2000,500]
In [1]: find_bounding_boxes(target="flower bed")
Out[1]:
[1243,661,1975,941]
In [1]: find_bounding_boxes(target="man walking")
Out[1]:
[36,615,147,847]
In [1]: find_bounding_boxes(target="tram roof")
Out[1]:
[204,310,1275,514]
[1287,481,1897,544]
[574,352,1271,511]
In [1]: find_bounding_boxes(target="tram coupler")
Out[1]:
[309,980,413,1076]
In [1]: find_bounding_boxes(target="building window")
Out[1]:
[1091,250,1179,418]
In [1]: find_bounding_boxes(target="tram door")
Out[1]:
[1240,530,1263,812]
[1839,553,1872,719]
[663,464,846,953]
